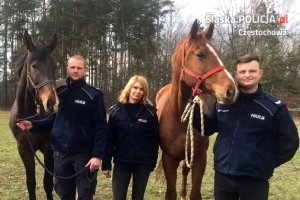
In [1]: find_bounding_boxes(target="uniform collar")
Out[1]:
[239,84,262,99]
[66,77,86,88]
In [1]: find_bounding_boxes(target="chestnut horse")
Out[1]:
[156,20,238,200]
[9,32,59,200]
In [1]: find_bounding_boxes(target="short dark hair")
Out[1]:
[235,54,260,66]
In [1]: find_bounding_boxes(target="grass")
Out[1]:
[0,110,299,200]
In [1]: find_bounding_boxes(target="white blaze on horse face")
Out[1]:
[206,43,238,102]
[206,43,224,66]
[206,43,235,83]
[206,43,234,79]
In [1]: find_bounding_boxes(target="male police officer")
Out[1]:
[17,55,108,200]
[195,54,299,200]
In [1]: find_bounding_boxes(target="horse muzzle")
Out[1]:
[215,88,238,105]
[38,84,59,113]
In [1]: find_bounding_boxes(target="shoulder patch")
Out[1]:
[254,92,284,116]
[109,103,121,117]
[145,104,157,116]
[264,93,283,107]
[82,85,102,100]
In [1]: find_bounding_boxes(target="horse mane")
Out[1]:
[172,37,186,65]
[13,50,28,80]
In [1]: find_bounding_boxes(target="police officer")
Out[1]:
[102,75,159,200]
[195,54,299,200]
[17,55,108,200]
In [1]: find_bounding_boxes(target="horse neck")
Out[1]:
[170,60,192,115]
[15,65,37,118]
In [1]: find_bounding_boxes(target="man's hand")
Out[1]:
[85,157,101,172]
[16,120,33,131]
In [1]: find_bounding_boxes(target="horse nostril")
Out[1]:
[47,100,54,112]
[226,89,234,100]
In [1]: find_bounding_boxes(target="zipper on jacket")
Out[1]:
[125,105,145,160]
[126,106,138,160]
[228,101,244,173]
[130,122,134,159]
[133,106,144,121]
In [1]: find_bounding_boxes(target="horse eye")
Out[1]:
[32,64,37,69]
[197,52,206,59]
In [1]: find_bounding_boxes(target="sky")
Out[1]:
[173,0,219,20]
[173,0,300,34]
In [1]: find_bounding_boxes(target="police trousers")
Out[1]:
[54,152,97,200]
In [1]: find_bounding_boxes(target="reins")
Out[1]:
[21,64,95,182]
[18,114,96,183]
[24,131,96,182]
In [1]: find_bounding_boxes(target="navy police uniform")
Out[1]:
[195,85,299,200]
[102,102,159,170]
[102,102,159,200]
[31,77,108,200]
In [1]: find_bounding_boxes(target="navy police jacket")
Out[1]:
[101,102,159,171]
[203,85,299,180]
[31,78,108,158]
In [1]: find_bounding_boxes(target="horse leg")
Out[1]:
[162,153,180,200]
[18,143,36,200]
[190,153,207,200]
[43,147,54,200]
[180,161,190,200]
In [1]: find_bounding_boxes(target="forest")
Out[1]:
[0,0,299,110]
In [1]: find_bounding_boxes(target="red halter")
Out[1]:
[180,41,225,96]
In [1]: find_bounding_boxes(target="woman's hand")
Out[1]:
[103,170,111,178]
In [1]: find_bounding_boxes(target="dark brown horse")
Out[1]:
[9,32,59,200]
[156,20,238,200]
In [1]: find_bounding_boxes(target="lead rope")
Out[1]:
[23,131,96,183]
[181,95,204,168]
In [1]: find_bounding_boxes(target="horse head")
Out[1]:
[23,31,59,113]
[174,19,238,104]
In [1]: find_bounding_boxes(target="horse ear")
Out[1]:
[189,19,199,40]
[204,23,214,40]
[48,33,57,53]
[23,31,33,51]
